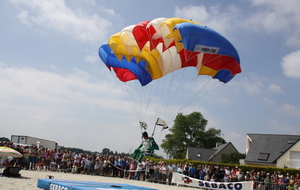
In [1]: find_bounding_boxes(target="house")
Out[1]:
[186,142,239,163]
[245,133,300,169]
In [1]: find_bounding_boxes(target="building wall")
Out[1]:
[277,141,300,169]
[211,144,238,163]
[11,135,58,151]
[246,135,251,155]
[244,162,275,167]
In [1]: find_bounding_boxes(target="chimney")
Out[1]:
[216,142,223,148]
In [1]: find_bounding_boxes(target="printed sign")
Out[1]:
[194,45,220,54]
[172,172,253,190]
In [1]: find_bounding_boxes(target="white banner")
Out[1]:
[172,172,253,190]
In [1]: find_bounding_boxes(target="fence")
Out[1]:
[171,172,298,190]
[252,181,296,190]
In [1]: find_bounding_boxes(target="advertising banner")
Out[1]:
[172,172,253,190]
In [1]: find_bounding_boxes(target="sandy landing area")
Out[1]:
[0,170,198,190]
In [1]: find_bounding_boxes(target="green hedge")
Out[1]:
[144,157,300,176]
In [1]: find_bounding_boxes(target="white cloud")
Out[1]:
[235,76,286,96]
[223,131,245,153]
[174,5,209,22]
[174,4,241,36]
[246,0,300,47]
[280,103,300,117]
[261,97,276,106]
[281,50,300,79]
[238,75,265,95]
[268,84,284,93]
[84,50,100,64]
[17,10,31,26]
[0,65,123,106]
[98,6,120,17]
[11,0,112,43]
[0,64,140,151]
[265,118,297,134]
[173,1,300,47]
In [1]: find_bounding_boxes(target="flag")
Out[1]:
[155,118,168,129]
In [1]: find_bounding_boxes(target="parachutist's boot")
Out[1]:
[132,149,140,159]
[138,154,144,162]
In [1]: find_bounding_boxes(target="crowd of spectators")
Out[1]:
[1,142,300,189]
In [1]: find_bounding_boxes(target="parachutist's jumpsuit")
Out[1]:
[132,137,159,162]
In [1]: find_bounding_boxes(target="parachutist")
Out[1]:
[132,131,159,162]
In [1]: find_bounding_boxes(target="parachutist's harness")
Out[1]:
[132,136,159,162]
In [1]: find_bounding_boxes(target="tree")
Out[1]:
[160,112,225,159]
[221,152,246,164]
[0,137,10,142]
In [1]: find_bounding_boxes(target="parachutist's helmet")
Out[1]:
[142,131,148,138]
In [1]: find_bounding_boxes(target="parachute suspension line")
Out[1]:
[109,68,150,123]
[135,79,153,122]
[106,70,143,122]
[157,67,224,124]
[163,68,192,123]
[123,81,143,120]
[152,126,166,138]
[109,72,142,121]
[178,78,222,112]
[155,71,177,124]
[176,53,234,112]
[132,80,144,120]
[151,68,187,125]
[152,67,203,124]
[166,68,202,121]
[154,69,179,124]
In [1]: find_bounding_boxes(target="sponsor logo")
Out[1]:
[198,181,243,190]
[182,176,192,184]
[194,45,220,54]
[50,183,68,190]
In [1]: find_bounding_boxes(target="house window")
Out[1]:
[288,139,297,144]
[197,153,202,158]
[258,152,269,161]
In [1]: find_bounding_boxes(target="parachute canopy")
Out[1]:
[99,17,241,87]
[98,17,241,125]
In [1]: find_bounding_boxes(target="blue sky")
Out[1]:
[1,0,300,157]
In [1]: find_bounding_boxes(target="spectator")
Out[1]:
[264,173,272,190]
[5,142,300,190]
[288,175,295,190]
[176,163,183,174]
[236,168,245,181]
[72,152,81,173]
[82,156,91,174]
[153,162,160,183]
[224,173,229,182]
[195,165,201,179]
[272,173,280,190]
[147,160,154,182]
[214,166,225,182]
[199,168,206,180]
[159,162,167,184]
[188,164,196,178]
[245,171,251,181]
[135,161,144,180]
[183,163,189,176]
[94,158,103,175]
[120,156,127,178]
[128,160,136,180]
[167,162,175,185]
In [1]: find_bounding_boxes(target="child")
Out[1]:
[50,158,57,171]
[37,157,45,170]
